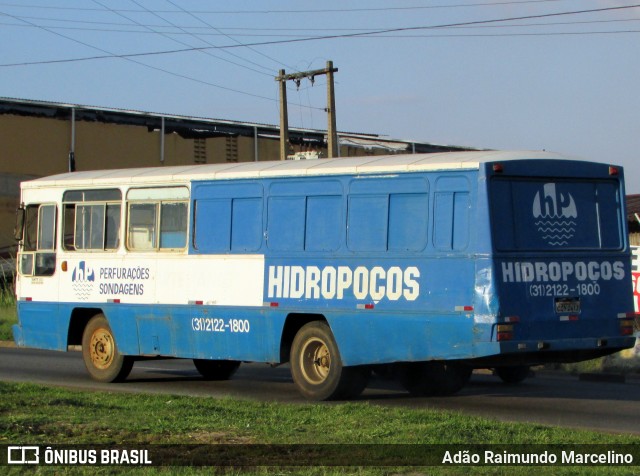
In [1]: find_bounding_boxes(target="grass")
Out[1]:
[555,355,638,375]
[0,381,639,475]
[0,253,16,342]
[0,305,16,342]
[0,285,16,342]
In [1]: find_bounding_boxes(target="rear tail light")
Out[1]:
[620,318,635,336]
[497,324,514,341]
[618,312,638,336]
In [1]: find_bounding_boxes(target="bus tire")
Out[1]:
[495,365,530,384]
[290,321,368,401]
[81,314,133,383]
[398,362,471,396]
[193,359,240,380]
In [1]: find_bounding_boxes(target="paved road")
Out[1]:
[1,346,639,435]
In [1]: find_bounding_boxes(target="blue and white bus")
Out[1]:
[13,151,637,400]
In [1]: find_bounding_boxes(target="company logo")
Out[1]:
[532,183,577,246]
[71,261,95,301]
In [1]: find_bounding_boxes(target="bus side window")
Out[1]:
[105,204,121,249]
[23,205,39,252]
[75,204,106,250]
[193,197,262,253]
[160,202,187,249]
[127,200,188,251]
[20,204,56,276]
[64,203,121,251]
[347,178,429,252]
[128,203,158,250]
[306,195,342,251]
[434,191,470,251]
[63,189,122,252]
[63,204,76,250]
[231,198,262,252]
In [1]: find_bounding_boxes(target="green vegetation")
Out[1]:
[0,283,14,306]
[0,283,16,341]
[0,253,16,341]
[548,344,640,376]
[1,382,639,475]
[0,306,15,342]
[3,381,635,446]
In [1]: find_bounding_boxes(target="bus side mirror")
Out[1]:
[14,206,25,241]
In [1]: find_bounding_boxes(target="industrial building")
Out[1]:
[0,97,473,257]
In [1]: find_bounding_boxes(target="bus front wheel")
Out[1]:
[81,314,133,383]
[290,321,369,401]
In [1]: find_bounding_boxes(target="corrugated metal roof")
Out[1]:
[22,150,566,188]
[0,95,294,131]
[0,96,381,140]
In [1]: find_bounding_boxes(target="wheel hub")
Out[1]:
[90,329,114,370]
[300,337,330,384]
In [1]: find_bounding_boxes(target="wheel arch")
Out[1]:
[279,313,327,363]
[67,307,105,347]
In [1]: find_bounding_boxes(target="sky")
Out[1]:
[1,0,639,191]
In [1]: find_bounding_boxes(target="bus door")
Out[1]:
[15,202,62,348]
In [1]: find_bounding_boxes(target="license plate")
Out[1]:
[555,298,580,314]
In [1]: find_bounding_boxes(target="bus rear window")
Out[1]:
[490,178,623,251]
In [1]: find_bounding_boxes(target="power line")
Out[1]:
[165,0,296,73]
[125,0,276,76]
[3,18,639,37]
[0,0,568,14]
[3,15,639,36]
[2,3,639,68]
[356,29,640,38]
[0,7,323,110]
[0,1,310,81]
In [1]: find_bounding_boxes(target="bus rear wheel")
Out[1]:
[290,321,369,401]
[495,365,530,384]
[81,314,133,383]
[398,362,471,396]
[193,359,240,380]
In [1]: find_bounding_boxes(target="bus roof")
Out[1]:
[22,150,573,189]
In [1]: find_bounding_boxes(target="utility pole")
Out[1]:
[276,69,290,162]
[275,61,339,160]
[325,61,338,158]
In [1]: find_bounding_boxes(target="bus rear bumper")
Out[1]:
[470,335,637,367]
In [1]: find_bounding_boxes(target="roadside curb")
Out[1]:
[0,340,16,348]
